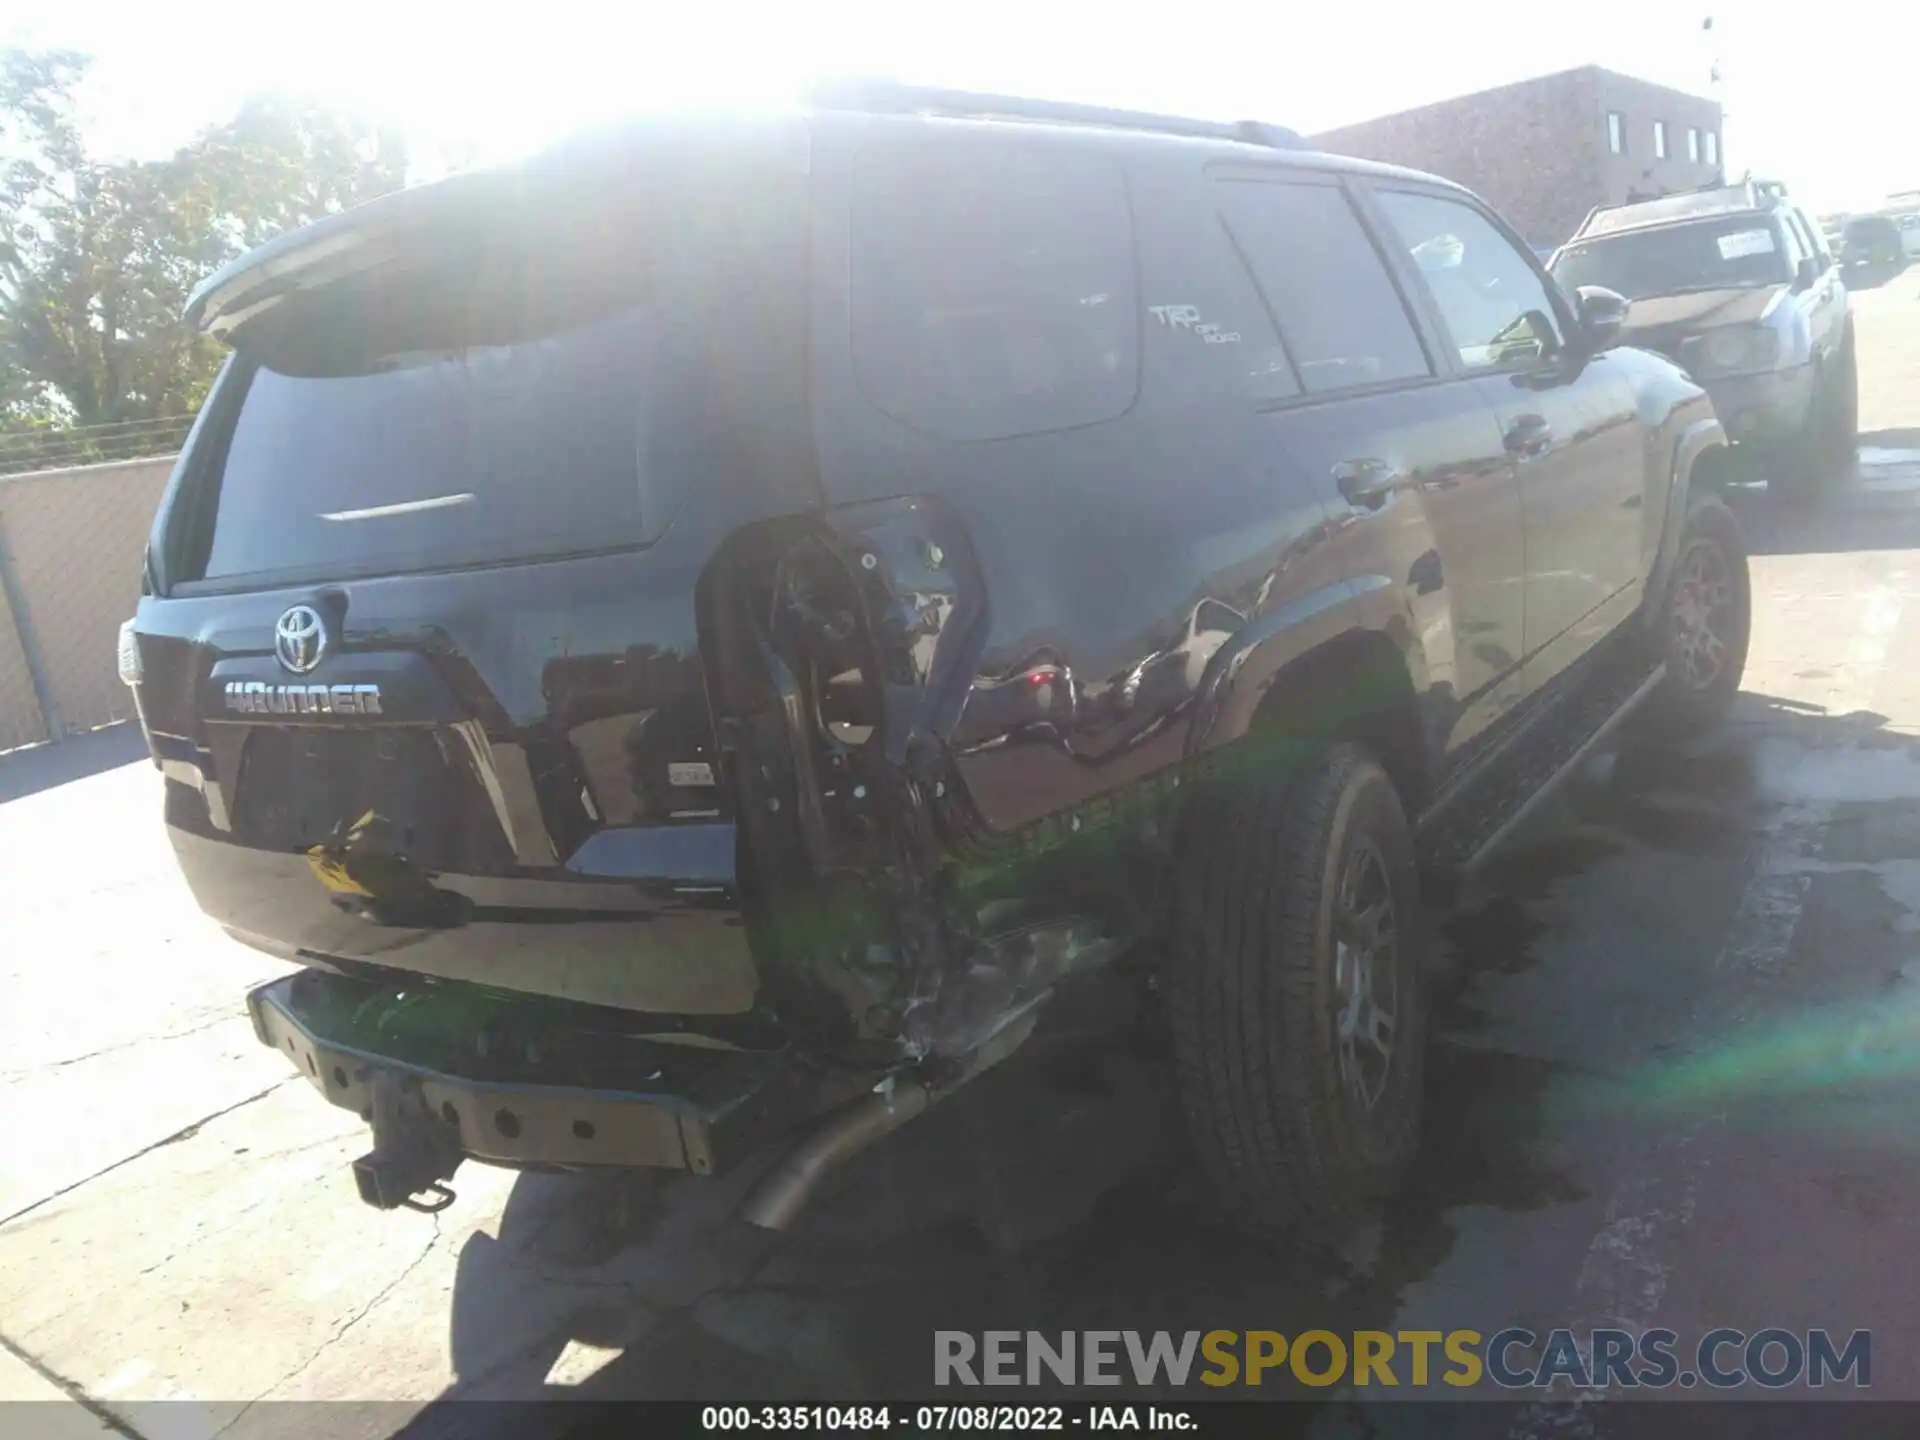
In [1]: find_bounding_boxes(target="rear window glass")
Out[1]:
[203,308,673,582]
[850,146,1139,442]
[187,149,808,586]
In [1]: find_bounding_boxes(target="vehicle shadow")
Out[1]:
[417,954,1583,1415]
[1723,428,1920,557]
[0,723,147,804]
[406,699,1920,1424]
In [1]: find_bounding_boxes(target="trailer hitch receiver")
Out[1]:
[351,1071,464,1212]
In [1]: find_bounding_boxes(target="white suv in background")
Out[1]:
[1898,213,1920,260]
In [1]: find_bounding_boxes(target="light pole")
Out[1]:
[1703,15,1727,180]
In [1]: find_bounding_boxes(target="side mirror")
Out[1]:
[1575,285,1629,352]
[1793,256,1820,291]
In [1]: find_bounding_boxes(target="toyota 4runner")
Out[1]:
[122,85,1751,1240]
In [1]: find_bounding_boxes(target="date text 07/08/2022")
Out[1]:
[701,1406,1193,1432]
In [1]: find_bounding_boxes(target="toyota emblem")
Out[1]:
[274,605,329,675]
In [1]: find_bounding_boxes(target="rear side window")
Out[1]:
[1787,208,1826,265]
[1810,216,1834,265]
[1216,180,1431,395]
[850,146,1139,441]
[1139,224,1300,406]
[1775,212,1809,268]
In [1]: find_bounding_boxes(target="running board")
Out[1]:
[1417,662,1666,876]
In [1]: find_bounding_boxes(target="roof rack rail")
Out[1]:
[1571,172,1800,242]
[1701,173,1788,201]
[804,78,1305,151]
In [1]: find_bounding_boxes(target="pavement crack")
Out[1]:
[133,1167,336,1279]
[0,1331,146,1440]
[0,1079,294,1233]
[0,1013,240,1080]
[211,1212,443,1435]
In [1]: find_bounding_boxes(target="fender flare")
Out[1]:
[1643,415,1729,631]
[1184,576,1434,776]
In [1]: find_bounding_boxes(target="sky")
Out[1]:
[7,0,1918,214]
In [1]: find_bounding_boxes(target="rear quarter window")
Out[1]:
[849,145,1140,442]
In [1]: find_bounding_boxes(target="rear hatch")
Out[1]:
[130,118,819,1022]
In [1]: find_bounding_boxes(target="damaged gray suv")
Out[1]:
[1551,179,1856,504]
[122,85,1750,1241]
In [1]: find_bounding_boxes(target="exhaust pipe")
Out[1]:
[739,1004,1042,1230]
[740,1080,934,1230]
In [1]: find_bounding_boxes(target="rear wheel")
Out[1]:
[1825,333,1860,470]
[1167,744,1424,1241]
[1639,494,1751,740]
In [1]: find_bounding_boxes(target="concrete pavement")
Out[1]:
[5,270,1920,1432]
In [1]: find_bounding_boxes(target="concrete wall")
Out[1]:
[1311,66,1723,248]
[0,559,43,751]
[1312,68,1605,247]
[0,455,174,752]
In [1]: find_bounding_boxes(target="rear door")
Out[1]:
[1363,183,1647,680]
[804,122,1368,835]
[1787,205,1847,363]
[1210,168,1528,761]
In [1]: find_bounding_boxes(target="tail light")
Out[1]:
[117,619,143,687]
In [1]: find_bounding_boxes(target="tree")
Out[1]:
[0,47,88,432]
[0,47,407,438]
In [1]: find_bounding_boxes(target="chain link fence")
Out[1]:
[0,439,180,753]
[0,415,195,478]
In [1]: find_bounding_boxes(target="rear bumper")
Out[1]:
[247,970,835,1175]
[172,805,762,1017]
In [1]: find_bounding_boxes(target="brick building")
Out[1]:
[1310,66,1724,249]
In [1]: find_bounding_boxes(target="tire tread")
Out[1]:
[1168,744,1419,1235]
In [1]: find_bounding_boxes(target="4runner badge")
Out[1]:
[224,681,383,716]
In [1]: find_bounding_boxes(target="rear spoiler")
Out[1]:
[184,207,399,340]
[184,116,813,341]
[183,164,545,340]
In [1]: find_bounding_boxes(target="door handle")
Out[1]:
[1504,414,1553,456]
[1332,457,1402,510]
